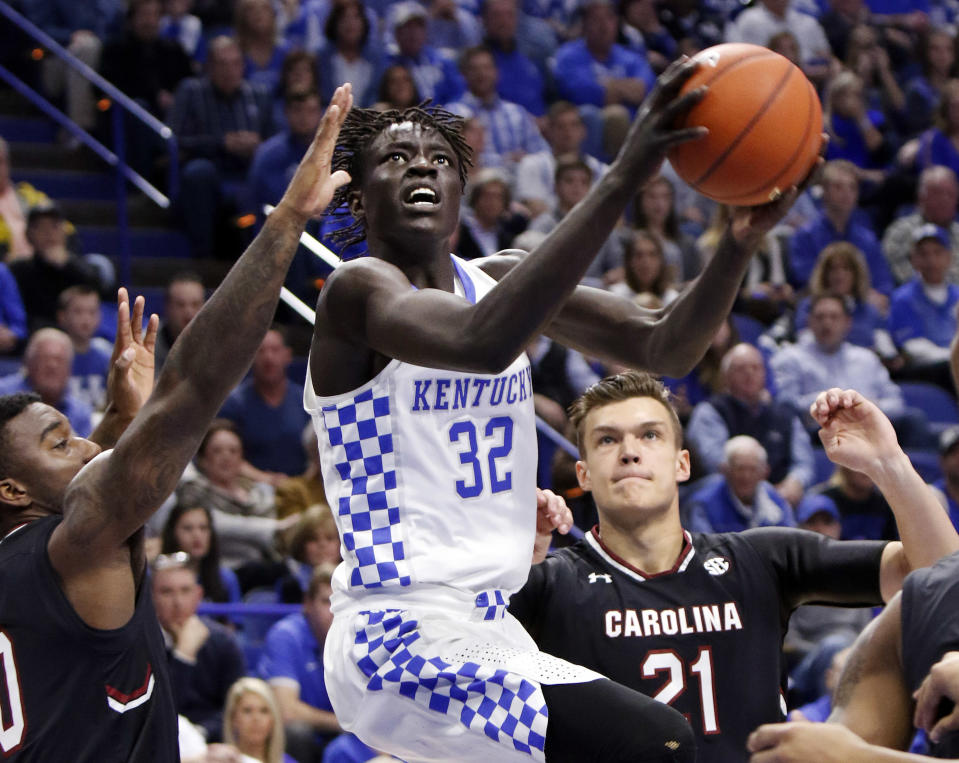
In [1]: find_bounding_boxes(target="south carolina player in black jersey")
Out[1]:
[510,372,959,761]
[0,86,353,762]
[748,549,959,762]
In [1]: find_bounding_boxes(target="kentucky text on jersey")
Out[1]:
[604,602,744,638]
[410,367,534,412]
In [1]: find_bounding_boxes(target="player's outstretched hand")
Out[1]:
[107,287,159,420]
[810,388,901,477]
[729,133,828,250]
[532,488,573,565]
[747,722,873,762]
[615,56,707,186]
[914,651,959,742]
[277,83,354,222]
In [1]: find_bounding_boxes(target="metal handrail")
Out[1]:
[0,0,182,286]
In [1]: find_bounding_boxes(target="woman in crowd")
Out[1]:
[372,64,420,112]
[161,503,242,603]
[235,0,292,95]
[792,241,895,358]
[317,0,381,108]
[609,228,679,305]
[176,419,290,571]
[904,28,957,138]
[222,678,297,763]
[632,174,702,282]
[276,504,341,603]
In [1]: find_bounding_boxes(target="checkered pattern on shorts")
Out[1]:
[474,590,509,621]
[353,610,549,759]
[322,389,411,588]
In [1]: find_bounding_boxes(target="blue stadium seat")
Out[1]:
[907,449,943,484]
[811,447,835,486]
[730,312,766,346]
[897,381,959,435]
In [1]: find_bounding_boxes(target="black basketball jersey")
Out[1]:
[509,526,885,762]
[0,516,178,762]
[902,549,959,758]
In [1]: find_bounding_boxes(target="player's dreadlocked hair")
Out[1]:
[327,102,473,252]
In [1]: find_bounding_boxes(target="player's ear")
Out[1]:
[675,449,690,484]
[347,188,365,220]
[0,477,31,508]
[575,459,591,491]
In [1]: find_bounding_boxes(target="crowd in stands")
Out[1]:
[9,0,959,759]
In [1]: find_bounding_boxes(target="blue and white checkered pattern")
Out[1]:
[322,389,411,589]
[353,610,548,759]
[474,590,509,621]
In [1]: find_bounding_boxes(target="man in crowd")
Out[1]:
[258,565,341,762]
[0,327,92,436]
[152,553,245,742]
[687,342,814,507]
[155,271,205,369]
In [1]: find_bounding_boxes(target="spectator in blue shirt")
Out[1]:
[258,565,341,763]
[888,223,959,389]
[0,327,92,436]
[235,0,293,96]
[0,262,27,356]
[551,0,655,160]
[481,0,547,117]
[684,435,797,533]
[448,46,548,176]
[788,159,893,300]
[220,327,310,482]
[386,2,465,106]
[55,284,112,412]
[317,0,383,110]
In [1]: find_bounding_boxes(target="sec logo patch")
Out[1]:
[703,557,730,576]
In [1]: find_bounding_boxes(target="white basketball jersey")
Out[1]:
[305,256,538,613]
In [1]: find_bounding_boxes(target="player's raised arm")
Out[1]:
[318,61,705,376]
[50,87,353,585]
[477,148,824,377]
[809,388,959,600]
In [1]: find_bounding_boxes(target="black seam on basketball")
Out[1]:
[723,78,817,204]
[692,63,797,188]
[674,50,780,129]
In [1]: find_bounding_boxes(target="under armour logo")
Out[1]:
[703,557,730,576]
[588,572,612,584]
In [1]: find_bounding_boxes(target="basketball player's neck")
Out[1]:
[372,236,458,292]
[597,507,685,575]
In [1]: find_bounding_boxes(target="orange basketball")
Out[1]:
[667,43,822,207]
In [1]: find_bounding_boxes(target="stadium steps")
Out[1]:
[0,83,209,286]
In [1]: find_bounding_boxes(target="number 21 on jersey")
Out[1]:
[0,631,25,754]
[643,647,719,735]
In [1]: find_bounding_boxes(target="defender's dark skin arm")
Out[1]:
[315,60,709,383]
[48,86,354,629]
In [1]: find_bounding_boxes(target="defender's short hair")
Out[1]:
[568,371,683,454]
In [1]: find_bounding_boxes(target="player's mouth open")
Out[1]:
[404,186,440,208]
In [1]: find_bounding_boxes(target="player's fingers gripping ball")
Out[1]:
[668,43,823,206]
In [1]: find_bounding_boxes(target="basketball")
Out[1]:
[667,43,823,207]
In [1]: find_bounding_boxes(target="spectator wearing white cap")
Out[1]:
[881,165,959,286]
[888,223,959,389]
[385,1,465,106]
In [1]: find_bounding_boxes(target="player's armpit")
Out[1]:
[829,594,913,750]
